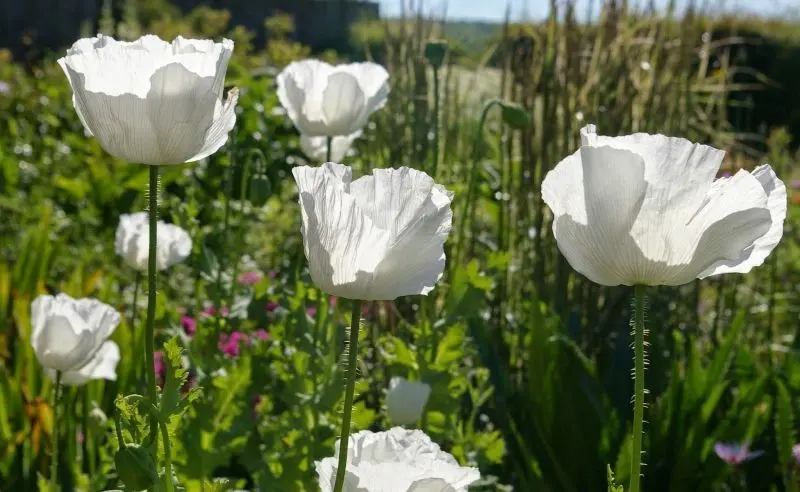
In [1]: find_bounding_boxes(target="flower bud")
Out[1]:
[424,40,448,69]
[499,102,531,130]
[114,444,158,491]
[249,173,272,206]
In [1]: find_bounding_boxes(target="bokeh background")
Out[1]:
[1,0,799,490]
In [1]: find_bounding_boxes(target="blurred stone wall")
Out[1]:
[0,0,379,59]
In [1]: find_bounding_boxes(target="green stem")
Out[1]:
[332,300,362,492]
[453,99,501,268]
[50,371,62,492]
[131,270,141,328]
[326,136,333,163]
[158,416,174,492]
[145,166,159,441]
[430,66,441,179]
[630,284,647,492]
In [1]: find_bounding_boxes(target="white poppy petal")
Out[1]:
[30,294,121,375]
[57,34,237,164]
[342,62,390,115]
[698,164,786,277]
[316,428,479,492]
[386,377,431,425]
[277,59,333,136]
[300,131,362,163]
[322,72,366,136]
[186,88,239,163]
[544,146,648,286]
[543,124,784,286]
[293,163,389,299]
[277,59,388,137]
[59,341,121,386]
[115,212,192,271]
[294,164,452,300]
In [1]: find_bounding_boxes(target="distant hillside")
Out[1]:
[441,20,502,59]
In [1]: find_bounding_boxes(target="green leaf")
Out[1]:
[607,465,624,492]
[160,338,201,419]
[774,380,795,471]
[434,324,466,369]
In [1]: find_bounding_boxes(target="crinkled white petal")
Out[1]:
[386,377,431,426]
[321,72,367,136]
[57,341,121,385]
[115,212,193,271]
[30,294,121,374]
[293,164,452,300]
[339,62,390,116]
[316,428,480,492]
[542,124,782,286]
[277,59,389,137]
[698,164,786,276]
[57,35,236,164]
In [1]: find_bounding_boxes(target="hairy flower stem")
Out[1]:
[145,166,159,442]
[332,300,362,492]
[159,415,175,492]
[630,284,648,492]
[326,136,333,163]
[51,371,62,492]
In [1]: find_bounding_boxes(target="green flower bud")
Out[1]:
[499,102,531,130]
[249,173,272,206]
[424,40,448,69]
[114,444,158,491]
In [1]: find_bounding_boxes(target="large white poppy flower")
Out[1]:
[58,34,238,165]
[292,163,453,300]
[542,124,786,286]
[277,59,389,137]
[316,427,480,492]
[31,294,121,385]
[386,377,431,426]
[115,212,192,271]
[300,130,362,163]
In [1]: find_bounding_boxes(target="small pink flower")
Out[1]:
[268,271,278,279]
[329,296,338,308]
[254,329,270,341]
[154,351,166,387]
[307,306,317,318]
[266,301,279,313]
[238,271,264,286]
[180,315,197,336]
[77,431,84,444]
[792,443,800,466]
[218,331,250,358]
[714,442,764,466]
[790,180,800,190]
[202,305,229,317]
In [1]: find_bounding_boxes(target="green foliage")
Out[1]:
[1,1,799,491]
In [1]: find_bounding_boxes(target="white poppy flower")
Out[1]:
[386,377,431,426]
[115,212,192,271]
[57,34,238,165]
[292,163,453,300]
[277,59,389,137]
[31,294,121,385]
[300,131,362,163]
[316,427,480,492]
[542,124,786,286]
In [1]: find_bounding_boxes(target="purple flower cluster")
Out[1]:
[218,329,270,358]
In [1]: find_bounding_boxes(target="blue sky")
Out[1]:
[376,0,798,22]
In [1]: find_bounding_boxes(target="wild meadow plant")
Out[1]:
[3,2,800,491]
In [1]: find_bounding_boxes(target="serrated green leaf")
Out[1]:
[160,338,190,418]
